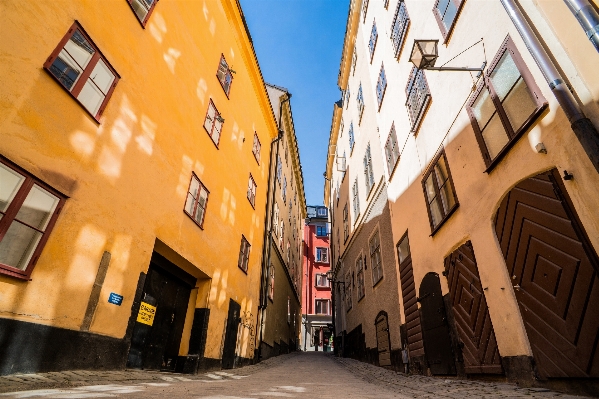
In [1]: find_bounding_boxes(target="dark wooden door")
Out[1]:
[419,272,456,375]
[375,312,392,366]
[222,299,241,369]
[494,169,599,378]
[444,241,503,374]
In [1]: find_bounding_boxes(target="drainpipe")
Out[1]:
[256,92,291,361]
[564,0,599,52]
[500,0,599,174]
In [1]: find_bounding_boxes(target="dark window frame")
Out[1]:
[315,299,331,315]
[370,229,383,286]
[203,99,224,148]
[315,273,330,288]
[357,84,365,124]
[43,21,120,123]
[356,254,365,300]
[421,151,459,235]
[405,67,431,133]
[316,247,329,263]
[362,0,370,22]
[237,235,250,274]
[126,0,159,27]
[466,35,548,172]
[391,1,410,59]
[385,123,400,178]
[376,63,387,110]
[184,172,210,229]
[252,132,261,165]
[432,0,465,43]
[0,156,67,280]
[343,204,349,242]
[363,144,375,195]
[369,20,378,62]
[216,54,234,98]
[247,174,257,208]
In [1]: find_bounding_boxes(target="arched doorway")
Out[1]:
[375,311,391,367]
[494,169,599,378]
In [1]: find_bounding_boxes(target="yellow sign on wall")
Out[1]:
[137,302,156,326]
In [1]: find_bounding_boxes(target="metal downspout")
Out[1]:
[500,0,599,174]
[564,0,599,52]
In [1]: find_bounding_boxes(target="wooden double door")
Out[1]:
[495,169,599,378]
[375,312,391,367]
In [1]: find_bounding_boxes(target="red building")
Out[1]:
[301,205,332,351]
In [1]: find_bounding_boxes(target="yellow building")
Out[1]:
[0,0,278,374]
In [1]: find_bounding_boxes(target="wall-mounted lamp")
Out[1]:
[409,39,485,72]
[326,270,345,293]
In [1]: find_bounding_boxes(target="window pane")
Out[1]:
[77,79,105,116]
[424,174,436,203]
[442,0,457,30]
[437,0,450,15]
[502,78,538,132]
[439,181,456,214]
[64,31,94,70]
[15,185,59,231]
[131,0,151,22]
[482,113,510,159]
[490,52,520,101]
[0,220,43,270]
[398,236,410,263]
[50,50,82,90]
[434,157,450,187]
[90,59,115,94]
[0,164,25,213]
[430,198,444,227]
[471,88,495,130]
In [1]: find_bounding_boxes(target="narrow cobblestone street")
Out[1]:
[0,353,591,399]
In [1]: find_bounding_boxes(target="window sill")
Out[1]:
[357,294,365,303]
[238,266,248,275]
[0,264,32,281]
[372,275,383,288]
[247,198,256,209]
[429,204,459,237]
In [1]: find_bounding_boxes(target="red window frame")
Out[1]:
[433,0,464,43]
[421,151,459,234]
[247,174,257,208]
[237,235,250,273]
[385,123,400,177]
[203,99,224,148]
[216,54,234,97]
[0,156,67,280]
[184,173,209,229]
[252,132,261,164]
[43,21,120,123]
[126,0,159,27]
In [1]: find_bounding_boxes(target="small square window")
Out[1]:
[252,133,261,164]
[204,99,224,147]
[44,22,119,122]
[127,0,158,26]
[184,173,209,228]
[315,273,330,288]
[422,151,459,233]
[247,174,257,208]
[237,235,250,273]
[216,54,234,97]
[316,247,329,263]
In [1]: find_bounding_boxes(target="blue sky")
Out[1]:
[239,0,349,206]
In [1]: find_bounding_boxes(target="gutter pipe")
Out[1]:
[564,0,599,52]
[500,0,599,173]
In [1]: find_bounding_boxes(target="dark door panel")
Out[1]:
[222,299,241,369]
[375,312,391,367]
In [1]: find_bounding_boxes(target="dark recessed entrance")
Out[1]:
[127,252,196,371]
[222,298,241,369]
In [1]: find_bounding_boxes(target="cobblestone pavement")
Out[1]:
[0,352,592,398]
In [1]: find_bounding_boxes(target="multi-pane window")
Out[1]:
[348,123,355,152]
[363,144,375,194]
[276,155,282,184]
[357,84,365,122]
[343,204,349,241]
[315,274,329,287]
[127,0,158,26]
[370,230,383,285]
[0,159,65,279]
[466,36,546,168]
[356,255,365,300]
[376,64,387,109]
[391,1,410,58]
[237,236,250,273]
[362,0,369,22]
[247,174,257,207]
[345,88,350,109]
[282,177,287,203]
[345,270,353,310]
[315,299,330,315]
[316,247,329,263]
[252,133,261,164]
[369,21,378,61]
[433,0,463,41]
[44,22,119,121]
[351,47,357,76]
[216,55,233,97]
[352,178,360,221]
[422,152,458,232]
[405,67,431,132]
[317,207,327,217]
[268,264,275,300]
[385,124,400,175]
[184,173,209,228]
[316,225,327,237]
[204,100,224,146]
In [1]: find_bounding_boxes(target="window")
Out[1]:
[315,225,325,237]
[204,100,224,146]
[316,247,329,263]
[0,158,66,279]
[376,64,387,109]
[369,21,378,61]
[340,118,344,138]
[127,0,158,26]
[317,207,327,217]
[466,36,547,169]
[276,155,282,184]
[370,230,383,285]
[343,204,349,241]
[282,177,287,203]
[216,54,233,97]
[357,84,365,123]
[268,264,275,300]
[433,0,463,41]
[405,67,431,132]
[237,236,250,273]
[280,220,284,249]
[44,22,119,121]
[345,270,353,311]
[351,47,357,76]
[184,173,209,228]
[315,299,330,315]
[252,133,261,164]
[422,151,458,233]
[397,232,411,265]
[391,1,410,58]
[352,178,360,221]
[362,0,369,22]
[385,124,400,176]
[363,144,375,194]
[315,274,330,288]
[273,203,279,236]
[345,88,350,109]
[348,123,355,152]
[247,174,257,207]
[356,255,365,300]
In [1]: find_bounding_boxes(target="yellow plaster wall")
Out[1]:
[0,0,277,361]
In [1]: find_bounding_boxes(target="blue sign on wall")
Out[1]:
[108,293,123,306]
